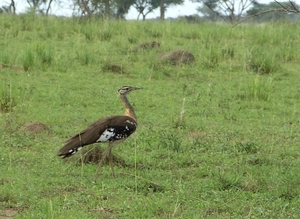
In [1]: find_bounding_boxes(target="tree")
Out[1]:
[0,0,16,14]
[25,0,54,15]
[133,0,157,20]
[247,1,286,21]
[275,0,300,13]
[115,0,135,19]
[197,4,220,21]
[246,1,300,22]
[159,0,184,20]
[231,0,300,27]
[75,0,95,18]
[72,0,119,18]
[130,0,183,21]
[103,0,110,18]
[193,0,256,22]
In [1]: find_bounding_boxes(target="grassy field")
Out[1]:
[0,14,300,218]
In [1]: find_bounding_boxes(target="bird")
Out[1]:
[58,86,142,177]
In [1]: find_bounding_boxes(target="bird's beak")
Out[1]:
[133,87,142,90]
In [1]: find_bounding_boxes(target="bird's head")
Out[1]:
[118,86,142,96]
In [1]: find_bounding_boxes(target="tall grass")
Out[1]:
[249,75,273,101]
[22,49,35,71]
[0,81,15,113]
[247,47,279,74]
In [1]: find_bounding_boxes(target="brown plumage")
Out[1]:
[58,86,142,177]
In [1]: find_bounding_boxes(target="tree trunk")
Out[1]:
[79,1,93,19]
[9,0,16,14]
[46,0,53,16]
[104,0,110,19]
[160,0,165,21]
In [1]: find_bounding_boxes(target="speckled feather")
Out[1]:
[58,116,137,158]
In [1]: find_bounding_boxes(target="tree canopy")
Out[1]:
[193,0,256,22]
[0,0,184,20]
[246,1,300,22]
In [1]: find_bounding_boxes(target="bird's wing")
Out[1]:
[58,116,137,158]
[96,116,137,143]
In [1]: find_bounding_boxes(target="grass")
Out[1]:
[0,15,300,218]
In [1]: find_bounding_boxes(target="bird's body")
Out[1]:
[58,116,137,158]
[58,86,141,177]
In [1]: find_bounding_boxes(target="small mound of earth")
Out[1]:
[74,146,126,166]
[0,64,23,72]
[20,122,49,134]
[0,208,18,218]
[102,63,124,74]
[157,50,195,65]
[139,41,160,49]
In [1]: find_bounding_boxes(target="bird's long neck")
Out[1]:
[120,94,137,121]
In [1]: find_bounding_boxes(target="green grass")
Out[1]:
[1,15,300,218]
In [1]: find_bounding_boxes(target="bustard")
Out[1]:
[58,86,141,177]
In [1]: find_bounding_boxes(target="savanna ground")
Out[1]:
[0,14,300,218]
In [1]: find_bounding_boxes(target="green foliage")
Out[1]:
[35,43,53,68]
[22,49,35,71]
[0,82,16,113]
[247,47,279,74]
[240,75,274,101]
[100,30,112,41]
[221,47,234,59]
[235,141,260,154]
[0,15,300,218]
[247,1,300,22]
[202,46,219,68]
[0,50,10,67]
[76,48,94,65]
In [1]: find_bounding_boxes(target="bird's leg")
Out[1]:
[95,147,109,178]
[108,146,115,177]
[95,143,115,178]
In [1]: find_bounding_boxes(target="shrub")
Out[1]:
[22,49,34,71]
[0,83,16,113]
[247,47,279,74]
[249,76,273,101]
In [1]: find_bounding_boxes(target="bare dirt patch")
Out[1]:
[0,207,18,218]
[0,64,24,73]
[0,206,27,219]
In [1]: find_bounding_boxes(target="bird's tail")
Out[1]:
[58,134,84,158]
[58,145,83,158]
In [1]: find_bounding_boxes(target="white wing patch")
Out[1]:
[126,120,136,126]
[97,127,115,142]
[68,146,82,155]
